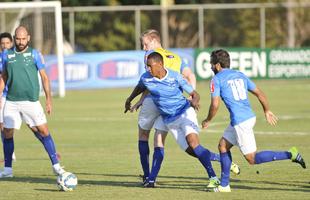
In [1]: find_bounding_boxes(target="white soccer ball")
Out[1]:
[57,172,78,191]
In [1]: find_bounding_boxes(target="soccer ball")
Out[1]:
[57,172,78,191]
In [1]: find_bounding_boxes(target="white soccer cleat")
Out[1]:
[213,185,231,192]
[0,167,13,178]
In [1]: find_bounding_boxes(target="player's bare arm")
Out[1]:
[202,96,220,129]
[182,67,196,89]
[189,90,200,110]
[39,69,52,115]
[250,87,278,126]
[125,85,146,113]
[130,90,150,112]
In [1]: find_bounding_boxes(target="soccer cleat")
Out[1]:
[212,185,231,192]
[230,162,240,175]
[289,147,306,169]
[143,180,155,188]
[140,175,149,185]
[53,166,66,175]
[206,177,220,189]
[0,167,13,178]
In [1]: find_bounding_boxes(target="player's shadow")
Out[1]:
[2,173,310,193]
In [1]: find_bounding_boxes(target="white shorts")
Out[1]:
[3,100,47,129]
[223,117,257,155]
[0,96,6,123]
[138,97,161,131]
[166,107,200,150]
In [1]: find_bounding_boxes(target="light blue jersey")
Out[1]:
[138,69,193,123]
[0,51,8,97]
[211,69,256,126]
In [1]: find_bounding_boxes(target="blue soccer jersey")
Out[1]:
[138,69,193,123]
[0,51,8,97]
[211,69,256,126]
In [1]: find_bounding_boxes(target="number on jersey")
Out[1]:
[227,79,247,101]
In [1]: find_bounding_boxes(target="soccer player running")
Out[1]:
[126,29,239,187]
[0,32,16,161]
[202,49,306,192]
[0,26,66,178]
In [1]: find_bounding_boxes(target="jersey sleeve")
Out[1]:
[245,76,256,91]
[210,76,220,97]
[32,49,45,70]
[176,72,193,94]
[1,50,8,73]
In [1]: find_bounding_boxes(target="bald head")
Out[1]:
[14,25,30,52]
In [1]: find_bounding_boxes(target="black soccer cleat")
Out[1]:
[143,180,155,188]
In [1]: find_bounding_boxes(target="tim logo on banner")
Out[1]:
[97,59,140,80]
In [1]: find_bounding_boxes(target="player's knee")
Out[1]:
[185,147,197,158]
[139,129,150,141]
[218,143,227,153]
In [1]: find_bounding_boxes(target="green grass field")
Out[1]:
[0,79,309,200]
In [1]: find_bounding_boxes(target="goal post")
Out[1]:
[0,1,65,97]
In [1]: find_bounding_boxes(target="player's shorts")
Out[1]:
[138,97,161,131]
[223,117,257,155]
[166,107,200,150]
[3,100,47,129]
[0,96,6,123]
[153,116,169,132]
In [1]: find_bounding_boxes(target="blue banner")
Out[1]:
[45,49,194,90]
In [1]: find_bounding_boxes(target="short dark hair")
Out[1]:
[147,52,163,64]
[0,32,13,42]
[210,49,230,69]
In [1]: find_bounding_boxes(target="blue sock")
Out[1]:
[193,145,216,178]
[220,152,232,187]
[3,137,14,168]
[41,134,59,165]
[33,131,44,144]
[138,140,150,178]
[149,147,164,182]
[255,151,291,164]
[209,151,220,162]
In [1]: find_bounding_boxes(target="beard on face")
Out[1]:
[16,41,28,51]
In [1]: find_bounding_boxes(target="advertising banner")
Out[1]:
[195,48,310,80]
[45,49,194,90]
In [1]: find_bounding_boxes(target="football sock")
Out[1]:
[220,152,232,187]
[3,137,14,168]
[193,145,216,178]
[41,134,59,165]
[138,140,150,178]
[209,151,220,162]
[149,147,164,182]
[255,151,291,164]
[33,131,44,144]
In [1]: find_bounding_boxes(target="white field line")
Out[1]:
[202,129,309,135]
